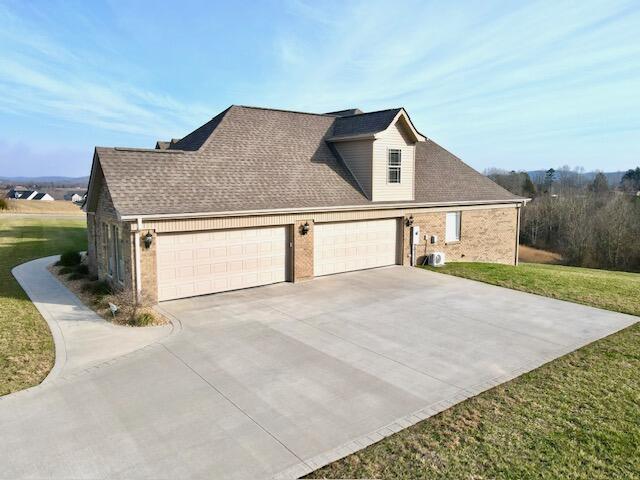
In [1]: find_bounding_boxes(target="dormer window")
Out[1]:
[388,149,401,183]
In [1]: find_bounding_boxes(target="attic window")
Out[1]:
[388,149,401,183]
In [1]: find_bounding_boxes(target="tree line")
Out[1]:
[486,166,640,272]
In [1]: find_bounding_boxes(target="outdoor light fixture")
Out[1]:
[144,232,153,249]
[300,222,310,235]
[406,215,414,227]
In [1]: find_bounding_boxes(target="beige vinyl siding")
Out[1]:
[334,140,373,198]
[371,120,415,202]
[134,203,519,234]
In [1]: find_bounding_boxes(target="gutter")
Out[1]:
[134,218,142,302]
[120,198,529,223]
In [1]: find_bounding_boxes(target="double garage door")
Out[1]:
[157,219,399,301]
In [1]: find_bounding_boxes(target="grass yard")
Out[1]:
[0,216,86,395]
[423,262,640,317]
[309,262,640,480]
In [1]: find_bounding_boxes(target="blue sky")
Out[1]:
[0,0,639,177]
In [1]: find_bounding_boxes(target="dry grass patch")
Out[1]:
[518,244,564,264]
[2,199,84,215]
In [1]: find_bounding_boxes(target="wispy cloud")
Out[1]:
[0,3,210,142]
[0,0,638,176]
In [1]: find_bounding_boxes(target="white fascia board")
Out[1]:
[121,199,528,223]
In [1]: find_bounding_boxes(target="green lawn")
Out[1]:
[309,262,640,480]
[420,262,640,317]
[0,216,86,395]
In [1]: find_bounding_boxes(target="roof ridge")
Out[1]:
[235,105,335,117]
[336,107,402,119]
[112,147,185,154]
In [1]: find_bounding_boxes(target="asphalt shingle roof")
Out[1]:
[331,108,402,138]
[94,105,521,217]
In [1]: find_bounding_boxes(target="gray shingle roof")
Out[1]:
[331,108,401,138]
[93,105,521,217]
[415,141,518,203]
[325,108,364,117]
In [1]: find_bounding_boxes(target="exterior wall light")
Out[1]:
[144,232,153,249]
[300,222,310,235]
[406,215,414,227]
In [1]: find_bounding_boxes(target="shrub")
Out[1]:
[68,272,86,281]
[130,312,155,327]
[76,264,89,275]
[82,280,112,296]
[59,251,82,266]
[60,266,75,275]
[0,198,7,210]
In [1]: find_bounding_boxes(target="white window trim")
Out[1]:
[387,148,402,184]
[445,211,461,243]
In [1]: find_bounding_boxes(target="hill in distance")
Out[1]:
[0,175,89,187]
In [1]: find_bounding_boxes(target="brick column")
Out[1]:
[138,229,158,305]
[293,220,314,282]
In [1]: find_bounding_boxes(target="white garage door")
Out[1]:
[314,219,399,277]
[157,226,288,301]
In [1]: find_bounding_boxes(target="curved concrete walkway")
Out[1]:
[11,256,175,383]
[1,261,636,479]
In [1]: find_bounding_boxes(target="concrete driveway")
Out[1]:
[1,263,636,479]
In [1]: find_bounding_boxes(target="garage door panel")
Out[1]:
[314,219,398,277]
[157,226,288,301]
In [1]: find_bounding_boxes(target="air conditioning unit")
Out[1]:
[428,252,446,266]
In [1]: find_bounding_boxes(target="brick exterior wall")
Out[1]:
[293,220,314,281]
[138,229,158,304]
[86,214,98,276]
[402,207,519,266]
[89,179,136,293]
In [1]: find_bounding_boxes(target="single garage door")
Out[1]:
[314,219,399,276]
[157,226,289,301]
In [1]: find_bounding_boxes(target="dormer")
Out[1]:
[328,108,425,202]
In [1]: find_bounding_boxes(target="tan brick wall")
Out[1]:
[403,207,518,266]
[138,229,158,304]
[293,220,314,281]
[86,214,98,276]
[90,179,137,292]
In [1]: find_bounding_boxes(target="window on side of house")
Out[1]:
[114,225,124,284]
[105,223,114,277]
[388,149,401,183]
[445,211,461,242]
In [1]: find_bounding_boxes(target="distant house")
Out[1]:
[64,191,87,203]
[5,189,54,201]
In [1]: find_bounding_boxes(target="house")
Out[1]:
[64,191,87,203]
[5,189,54,201]
[85,105,527,303]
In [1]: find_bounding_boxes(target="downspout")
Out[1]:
[134,218,142,302]
[515,204,522,266]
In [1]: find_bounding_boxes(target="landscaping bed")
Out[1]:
[49,252,167,327]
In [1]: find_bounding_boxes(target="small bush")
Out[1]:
[68,272,86,281]
[130,312,155,327]
[82,280,112,296]
[59,251,82,266]
[60,266,75,275]
[0,198,7,210]
[76,264,89,275]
